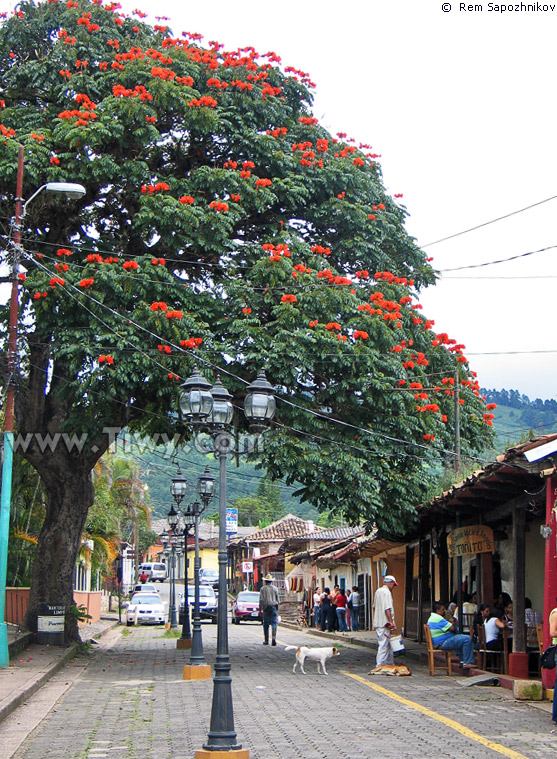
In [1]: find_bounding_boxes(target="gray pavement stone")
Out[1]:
[4,622,557,759]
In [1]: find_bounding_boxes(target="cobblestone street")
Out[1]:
[2,621,556,759]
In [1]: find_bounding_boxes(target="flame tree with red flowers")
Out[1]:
[0,1,493,641]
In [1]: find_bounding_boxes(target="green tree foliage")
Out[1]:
[0,1,494,637]
[232,477,285,526]
[86,454,153,584]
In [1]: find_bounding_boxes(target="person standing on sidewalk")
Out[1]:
[373,575,397,666]
[335,587,348,632]
[259,573,280,646]
[350,586,360,632]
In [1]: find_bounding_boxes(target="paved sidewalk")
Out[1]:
[1,615,120,723]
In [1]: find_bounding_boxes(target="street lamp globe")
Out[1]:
[208,376,234,429]
[197,466,215,501]
[179,366,214,425]
[243,369,276,431]
[168,505,179,532]
[160,530,169,548]
[170,469,188,506]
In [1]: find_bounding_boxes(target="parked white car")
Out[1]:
[126,593,166,626]
[132,583,159,596]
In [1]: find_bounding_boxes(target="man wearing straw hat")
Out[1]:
[259,573,280,646]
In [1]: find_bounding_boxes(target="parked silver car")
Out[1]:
[126,593,166,626]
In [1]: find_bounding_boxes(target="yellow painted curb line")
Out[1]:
[341,670,530,759]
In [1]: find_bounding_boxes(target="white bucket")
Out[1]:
[391,635,405,653]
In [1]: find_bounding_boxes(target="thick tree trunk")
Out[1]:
[23,463,94,643]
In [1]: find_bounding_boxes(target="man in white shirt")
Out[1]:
[372,575,397,666]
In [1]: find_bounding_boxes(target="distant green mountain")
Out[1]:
[129,438,320,523]
[482,388,557,449]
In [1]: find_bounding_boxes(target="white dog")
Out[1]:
[284,645,339,675]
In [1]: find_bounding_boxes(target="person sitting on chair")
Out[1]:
[485,607,511,650]
[427,601,475,669]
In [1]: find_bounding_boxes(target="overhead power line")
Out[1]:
[422,194,557,248]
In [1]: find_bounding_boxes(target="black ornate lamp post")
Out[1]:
[179,367,275,758]
[166,520,179,629]
[182,467,215,680]
[170,470,193,648]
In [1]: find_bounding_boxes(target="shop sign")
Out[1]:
[447,525,494,557]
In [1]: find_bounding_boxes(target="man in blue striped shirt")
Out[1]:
[427,601,475,668]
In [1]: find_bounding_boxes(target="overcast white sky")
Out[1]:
[13,0,557,399]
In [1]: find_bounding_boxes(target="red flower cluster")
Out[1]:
[299,116,318,125]
[151,301,168,311]
[142,183,170,193]
[179,195,195,204]
[112,84,153,101]
[326,322,341,331]
[281,294,297,303]
[309,319,318,327]
[242,307,252,314]
[151,257,166,265]
[180,337,203,348]
[166,310,183,319]
[49,277,65,287]
[57,248,72,256]
[263,242,291,261]
[79,278,94,288]
[353,330,369,339]
[123,261,138,270]
[255,178,272,188]
[0,116,15,135]
[77,12,99,32]
[374,270,413,288]
[266,127,288,137]
[158,344,172,354]
[209,200,229,212]
[207,78,228,89]
[188,96,218,108]
[311,244,331,256]
[98,355,114,365]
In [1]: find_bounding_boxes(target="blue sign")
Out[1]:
[226,507,238,534]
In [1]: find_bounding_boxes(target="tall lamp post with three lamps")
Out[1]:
[179,366,276,759]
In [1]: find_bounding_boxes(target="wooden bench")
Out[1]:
[424,624,452,676]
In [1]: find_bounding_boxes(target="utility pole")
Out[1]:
[0,144,24,668]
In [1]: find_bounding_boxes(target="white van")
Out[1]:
[139,562,168,582]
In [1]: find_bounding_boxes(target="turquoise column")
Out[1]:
[0,430,14,667]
